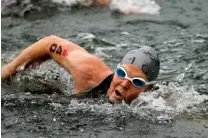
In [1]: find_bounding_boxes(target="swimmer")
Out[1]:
[1,35,160,104]
[53,0,160,14]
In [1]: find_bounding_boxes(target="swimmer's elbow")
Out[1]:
[40,35,62,51]
[43,35,61,42]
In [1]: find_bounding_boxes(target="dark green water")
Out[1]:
[1,0,208,137]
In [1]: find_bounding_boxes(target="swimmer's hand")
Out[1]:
[1,63,16,79]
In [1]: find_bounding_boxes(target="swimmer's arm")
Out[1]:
[1,35,85,79]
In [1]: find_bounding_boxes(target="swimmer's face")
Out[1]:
[107,64,148,104]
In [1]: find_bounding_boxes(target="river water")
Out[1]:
[1,0,208,138]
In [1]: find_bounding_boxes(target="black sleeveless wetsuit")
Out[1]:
[71,73,114,100]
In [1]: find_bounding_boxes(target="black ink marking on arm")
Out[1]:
[50,44,57,52]
[56,46,62,55]
[49,44,68,57]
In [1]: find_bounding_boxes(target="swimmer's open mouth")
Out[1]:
[115,90,122,97]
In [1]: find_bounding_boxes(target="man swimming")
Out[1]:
[1,35,160,104]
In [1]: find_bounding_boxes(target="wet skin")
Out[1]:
[1,35,149,104]
[107,64,148,104]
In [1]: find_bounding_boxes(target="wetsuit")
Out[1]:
[71,73,114,99]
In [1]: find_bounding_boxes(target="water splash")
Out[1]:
[110,0,160,14]
[51,0,161,15]
[52,0,94,6]
[129,82,208,123]
[175,62,193,82]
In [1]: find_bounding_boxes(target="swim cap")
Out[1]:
[120,46,160,81]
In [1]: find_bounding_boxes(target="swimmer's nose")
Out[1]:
[120,79,131,90]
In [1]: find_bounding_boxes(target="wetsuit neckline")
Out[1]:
[71,73,114,99]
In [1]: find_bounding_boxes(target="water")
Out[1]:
[1,0,208,137]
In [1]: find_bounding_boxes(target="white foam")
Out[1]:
[110,0,161,14]
[51,0,160,14]
[77,33,96,40]
[131,82,208,121]
[52,0,93,6]
[52,0,78,6]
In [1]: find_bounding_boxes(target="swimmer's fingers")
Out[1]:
[1,64,16,79]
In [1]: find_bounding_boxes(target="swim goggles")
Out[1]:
[116,65,156,88]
